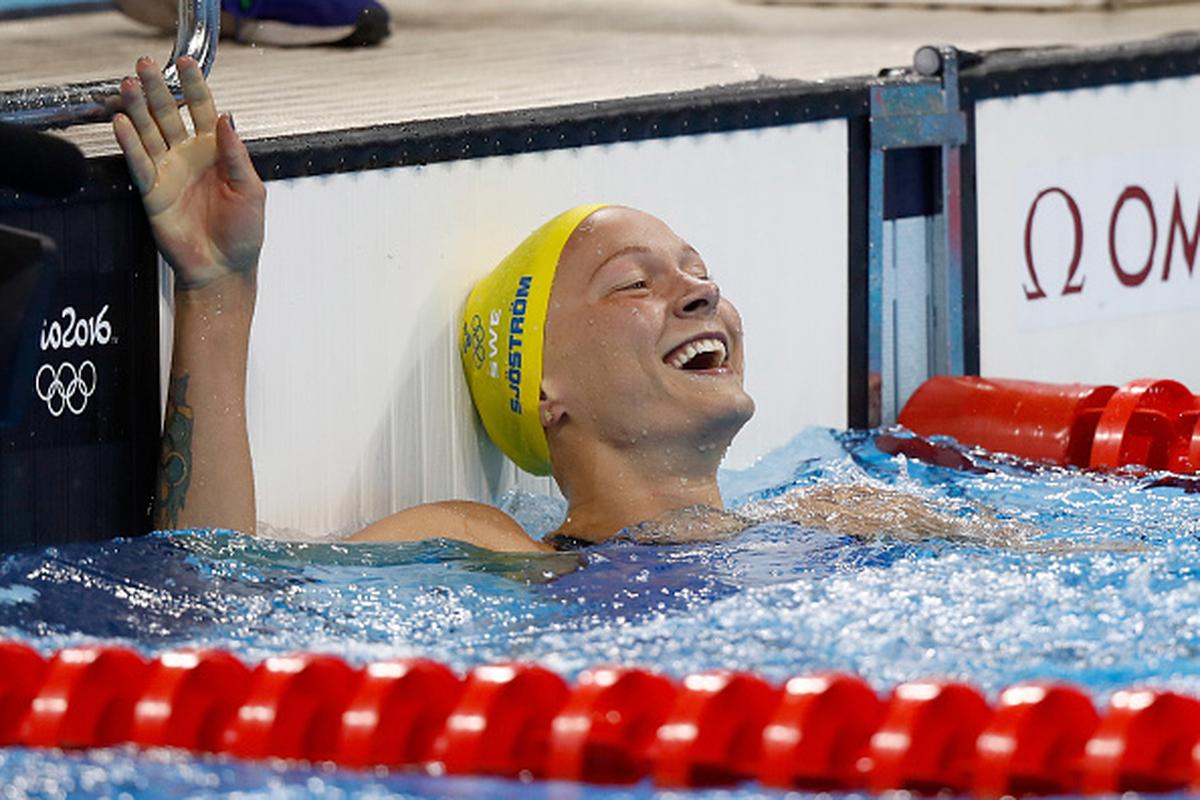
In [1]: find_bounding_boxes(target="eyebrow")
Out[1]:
[590,242,706,278]
[590,245,653,280]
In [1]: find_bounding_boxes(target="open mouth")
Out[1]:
[664,336,729,371]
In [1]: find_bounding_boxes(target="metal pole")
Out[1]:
[0,0,220,129]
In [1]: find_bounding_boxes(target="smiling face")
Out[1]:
[540,207,755,461]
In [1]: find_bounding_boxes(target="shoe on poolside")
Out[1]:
[115,0,391,47]
[222,0,391,47]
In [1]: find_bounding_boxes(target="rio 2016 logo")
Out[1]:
[35,305,114,418]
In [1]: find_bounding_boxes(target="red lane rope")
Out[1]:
[898,376,1200,474]
[2,641,1200,793]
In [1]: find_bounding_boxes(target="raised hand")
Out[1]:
[113,56,265,289]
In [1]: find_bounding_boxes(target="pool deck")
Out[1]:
[3,0,1200,155]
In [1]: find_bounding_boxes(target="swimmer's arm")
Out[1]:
[747,484,1025,546]
[156,278,257,533]
[747,484,952,538]
[347,501,553,553]
[113,56,265,534]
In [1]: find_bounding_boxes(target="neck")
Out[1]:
[552,436,727,543]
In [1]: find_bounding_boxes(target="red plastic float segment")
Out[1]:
[128,650,252,752]
[1191,411,1200,474]
[433,663,570,778]
[220,653,360,762]
[336,659,462,768]
[863,680,991,794]
[0,641,46,746]
[898,376,1116,468]
[972,682,1100,797]
[758,672,883,790]
[1176,409,1200,474]
[1090,379,1196,471]
[21,645,149,748]
[1080,689,1200,794]
[546,666,678,784]
[652,671,781,788]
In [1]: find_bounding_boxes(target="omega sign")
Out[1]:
[1019,183,1200,327]
[35,305,114,417]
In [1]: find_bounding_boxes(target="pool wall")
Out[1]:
[243,113,850,534]
[976,74,1200,389]
[0,162,160,550]
[2,34,1200,544]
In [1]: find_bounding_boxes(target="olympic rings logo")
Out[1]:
[35,360,97,417]
[466,314,487,369]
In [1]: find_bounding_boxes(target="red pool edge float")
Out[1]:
[3,640,1200,795]
[896,375,1200,475]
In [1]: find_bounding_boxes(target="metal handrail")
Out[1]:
[0,0,219,129]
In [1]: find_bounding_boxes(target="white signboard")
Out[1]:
[227,121,848,535]
[976,77,1200,389]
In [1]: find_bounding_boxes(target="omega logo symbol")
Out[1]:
[1024,185,1199,300]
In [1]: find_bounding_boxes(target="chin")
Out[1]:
[695,388,755,442]
[725,394,757,430]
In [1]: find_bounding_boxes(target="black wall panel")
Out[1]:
[0,175,159,550]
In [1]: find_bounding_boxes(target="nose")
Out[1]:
[674,275,719,318]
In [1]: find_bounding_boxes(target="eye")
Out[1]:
[617,279,648,292]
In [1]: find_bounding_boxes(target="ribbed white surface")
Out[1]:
[4,1,1200,155]
[245,122,847,535]
[744,0,1180,9]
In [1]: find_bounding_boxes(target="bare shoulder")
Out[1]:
[346,500,552,553]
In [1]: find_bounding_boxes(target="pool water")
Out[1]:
[2,427,1199,797]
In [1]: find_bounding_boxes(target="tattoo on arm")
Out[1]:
[156,373,194,528]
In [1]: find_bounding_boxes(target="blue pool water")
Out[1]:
[2,427,1200,797]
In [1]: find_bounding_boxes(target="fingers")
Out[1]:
[216,114,261,192]
[112,113,157,194]
[178,57,218,135]
[119,75,168,160]
[136,56,189,147]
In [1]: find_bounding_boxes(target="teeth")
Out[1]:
[668,338,727,369]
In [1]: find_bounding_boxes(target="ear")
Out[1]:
[538,384,566,430]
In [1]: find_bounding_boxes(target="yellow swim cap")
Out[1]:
[461,204,608,475]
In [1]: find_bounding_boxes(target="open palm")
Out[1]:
[114,56,265,289]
